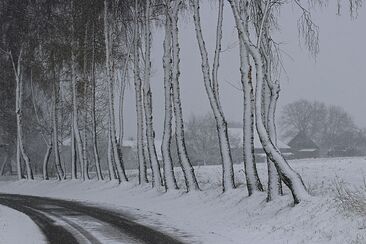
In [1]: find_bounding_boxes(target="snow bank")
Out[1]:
[0,157,366,243]
[0,204,46,244]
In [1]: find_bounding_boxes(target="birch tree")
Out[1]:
[142,0,163,188]
[30,71,53,180]
[91,23,103,181]
[191,0,235,191]
[104,0,128,182]
[51,58,66,180]
[133,0,149,185]
[13,49,33,180]
[225,0,263,195]
[161,6,179,191]
[70,0,85,180]
[169,0,199,191]
[228,0,309,204]
[251,1,282,200]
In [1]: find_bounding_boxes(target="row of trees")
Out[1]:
[281,99,366,153]
[0,0,362,205]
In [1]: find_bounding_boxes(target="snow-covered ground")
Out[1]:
[0,157,366,244]
[0,204,46,244]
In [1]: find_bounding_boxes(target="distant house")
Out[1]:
[228,127,293,163]
[288,131,320,159]
[121,138,164,169]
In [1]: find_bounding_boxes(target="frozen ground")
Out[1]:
[0,204,46,244]
[0,157,366,244]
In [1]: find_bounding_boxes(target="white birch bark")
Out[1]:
[82,29,89,181]
[134,0,148,185]
[161,12,178,191]
[107,124,118,181]
[256,6,282,200]
[191,0,235,192]
[12,48,33,180]
[91,25,103,180]
[228,0,309,204]
[71,1,84,180]
[16,139,22,179]
[70,115,77,179]
[30,69,53,180]
[143,0,163,188]
[52,65,65,180]
[226,0,263,195]
[266,79,282,200]
[82,102,89,180]
[104,0,128,182]
[169,1,199,191]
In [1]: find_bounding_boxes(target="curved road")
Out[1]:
[0,194,185,244]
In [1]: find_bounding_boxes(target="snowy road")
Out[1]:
[0,194,185,244]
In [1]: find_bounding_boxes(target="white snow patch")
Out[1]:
[0,157,366,243]
[0,204,46,244]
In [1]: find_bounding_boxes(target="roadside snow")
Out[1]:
[0,157,366,244]
[0,204,46,244]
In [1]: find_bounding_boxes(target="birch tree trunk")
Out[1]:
[82,28,89,180]
[16,134,22,179]
[169,1,199,191]
[82,99,89,180]
[243,63,263,195]
[71,51,85,180]
[143,0,163,188]
[71,116,77,179]
[42,142,52,180]
[134,0,148,185]
[13,48,33,180]
[191,0,235,192]
[256,7,282,200]
[224,0,263,195]
[52,63,65,180]
[228,0,309,204]
[104,0,128,182]
[266,80,282,200]
[117,70,126,181]
[161,12,178,191]
[107,124,118,181]
[91,24,103,180]
[71,1,84,180]
[30,69,53,180]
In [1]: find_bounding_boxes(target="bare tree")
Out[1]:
[30,70,53,180]
[228,0,309,204]
[169,0,199,191]
[104,0,128,182]
[11,49,34,180]
[71,0,84,179]
[226,0,263,195]
[133,0,149,185]
[91,23,103,181]
[191,0,235,191]
[161,6,178,191]
[142,0,163,188]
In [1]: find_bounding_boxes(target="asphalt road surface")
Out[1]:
[0,194,186,244]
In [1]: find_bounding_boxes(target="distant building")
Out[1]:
[288,131,320,159]
[228,127,293,163]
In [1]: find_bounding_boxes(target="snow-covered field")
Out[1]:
[1,157,366,244]
[0,204,46,244]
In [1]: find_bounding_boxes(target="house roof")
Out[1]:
[228,128,290,150]
[288,131,319,150]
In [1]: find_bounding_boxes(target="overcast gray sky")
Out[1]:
[123,2,366,139]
